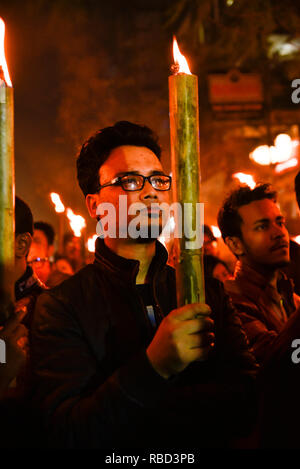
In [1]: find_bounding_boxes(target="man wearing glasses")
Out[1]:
[30,121,257,449]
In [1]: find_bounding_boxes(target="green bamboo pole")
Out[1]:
[169,50,205,307]
[0,21,15,324]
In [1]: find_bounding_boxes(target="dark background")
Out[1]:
[1,0,300,250]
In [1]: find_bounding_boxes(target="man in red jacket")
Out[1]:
[218,183,300,365]
[30,121,257,449]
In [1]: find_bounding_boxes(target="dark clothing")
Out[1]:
[224,261,300,364]
[15,265,46,330]
[283,240,300,296]
[258,307,300,448]
[0,266,46,449]
[30,239,257,449]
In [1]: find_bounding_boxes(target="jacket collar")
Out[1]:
[228,260,295,305]
[15,265,45,301]
[93,237,169,284]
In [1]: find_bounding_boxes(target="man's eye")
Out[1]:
[256,224,266,231]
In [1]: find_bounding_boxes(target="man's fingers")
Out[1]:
[187,332,215,349]
[170,303,212,321]
[178,317,214,335]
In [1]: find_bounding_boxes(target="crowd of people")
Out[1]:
[0,120,300,449]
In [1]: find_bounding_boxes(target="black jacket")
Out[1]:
[30,239,257,449]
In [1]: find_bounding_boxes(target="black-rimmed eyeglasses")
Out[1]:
[97,173,172,192]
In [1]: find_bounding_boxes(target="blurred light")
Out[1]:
[66,208,86,237]
[292,235,300,245]
[274,158,299,174]
[250,145,272,166]
[250,133,295,166]
[233,172,256,189]
[273,134,293,162]
[50,192,65,213]
[226,0,234,5]
[211,225,221,238]
[87,234,98,253]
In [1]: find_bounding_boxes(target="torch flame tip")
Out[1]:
[172,36,192,75]
[0,17,12,87]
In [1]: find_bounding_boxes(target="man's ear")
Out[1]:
[86,193,101,219]
[225,236,245,257]
[15,233,32,258]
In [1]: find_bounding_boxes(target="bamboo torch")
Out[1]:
[0,18,14,324]
[168,37,205,306]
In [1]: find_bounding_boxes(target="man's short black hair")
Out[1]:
[76,121,162,197]
[295,171,300,210]
[34,221,55,246]
[15,196,33,236]
[217,183,277,242]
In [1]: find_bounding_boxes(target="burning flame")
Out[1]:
[50,193,65,213]
[0,18,12,87]
[87,234,98,253]
[233,173,256,189]
[172,37,191,75]
[250,133,294,166]
[293,235,300,246]
[274,157,298,174]
[211,225,222,239]
[66,208,86,237]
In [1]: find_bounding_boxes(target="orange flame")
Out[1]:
[87,234,98,253]
[233,172,256,189]
[172,37,191,75]
[0,18,12,87]
[66,208,86,237]
[50,192,65,213]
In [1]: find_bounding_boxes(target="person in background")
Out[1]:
[28,222,55,285]
[217,183,300,365]
[46,255,74,288]
[203,224,219,257]
[282,171,300,295]
[62,232,85,273]
[0,197,45,448]
[203,255,233,283]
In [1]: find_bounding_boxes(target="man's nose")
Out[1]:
[140,179,158,199]
[271,223,286,238]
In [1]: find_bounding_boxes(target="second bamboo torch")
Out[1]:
[168,37,205,307]
[0,18,14,324]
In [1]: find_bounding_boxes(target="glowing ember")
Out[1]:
[66,208,86,237]
[211,225,222,239]
[173,37,191,75]
[233,172,256,189]
[87,234,98,253]
[274,157,299,174]
[0,18,12,86]
[50,193,65,213]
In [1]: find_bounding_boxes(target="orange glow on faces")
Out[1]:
[172,37,191,75]
[50,193,65,213]
[0,18,12,87]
